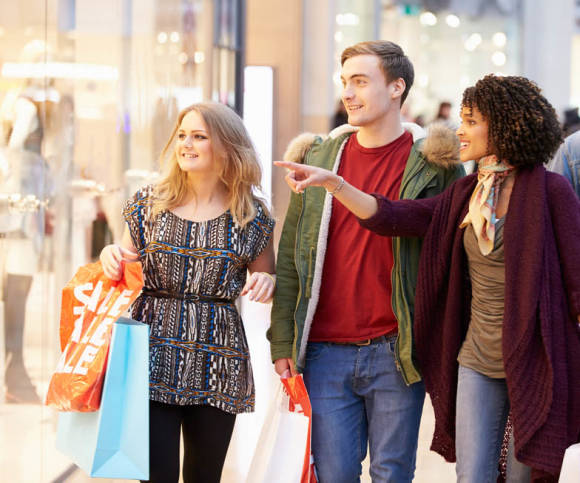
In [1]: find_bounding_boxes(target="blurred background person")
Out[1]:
[549,130,580,197]
[331,98,349,129]
[431,101,455,129]
[562,107,580,137]
[413,113,426,128]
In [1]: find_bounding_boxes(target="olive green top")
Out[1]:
[458,219,506,378]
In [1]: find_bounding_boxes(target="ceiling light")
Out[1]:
[446,14,460,28]
[492,32,507,47]
[336,13,360,26]
[1,62,118,80]
[157,32,168,44]
[464,33,482,51]
[491,51,507,66]
[419,11,437,26]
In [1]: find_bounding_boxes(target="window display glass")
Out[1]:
[213,0,244,112]
[0,0,243,480]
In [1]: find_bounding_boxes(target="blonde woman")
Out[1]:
[100,102,275,483]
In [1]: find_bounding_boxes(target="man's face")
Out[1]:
[340,54,400,128]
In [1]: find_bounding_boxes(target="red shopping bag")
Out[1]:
[246,374,317,483]
[45,261,143,412]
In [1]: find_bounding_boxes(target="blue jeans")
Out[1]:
[303,337,425,483]
[456,365,531,483]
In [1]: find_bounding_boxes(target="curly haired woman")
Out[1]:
[100,102,275,482]
[275,75,580,482]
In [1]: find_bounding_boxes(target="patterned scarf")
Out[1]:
[460,155,514,255]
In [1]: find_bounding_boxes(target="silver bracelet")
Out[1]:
[327,176,345,196]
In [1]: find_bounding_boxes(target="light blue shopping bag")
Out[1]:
[56,317,149,480]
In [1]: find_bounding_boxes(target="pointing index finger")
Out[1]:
[274,160,300,170]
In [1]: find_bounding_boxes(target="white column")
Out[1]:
[522,0,575,117]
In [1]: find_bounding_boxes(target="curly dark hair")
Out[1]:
[461,75,563,167]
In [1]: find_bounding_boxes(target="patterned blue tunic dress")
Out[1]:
[123,185,274,414]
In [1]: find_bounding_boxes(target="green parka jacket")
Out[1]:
[267,123,464,384]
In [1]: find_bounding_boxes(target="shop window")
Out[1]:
[213,0,245,114]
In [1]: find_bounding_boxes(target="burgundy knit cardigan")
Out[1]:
[361,166,580,479]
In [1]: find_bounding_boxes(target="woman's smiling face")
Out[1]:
[456,105,491,163]
[174,110,216,175]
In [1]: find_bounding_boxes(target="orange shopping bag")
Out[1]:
[45,261,143,412]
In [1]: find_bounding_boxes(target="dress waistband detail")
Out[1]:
[142,287,235,304]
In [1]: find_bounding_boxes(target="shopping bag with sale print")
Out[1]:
[45,260,143,412]
[246,374,317,483]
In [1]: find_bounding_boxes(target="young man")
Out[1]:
[268,41,464,482]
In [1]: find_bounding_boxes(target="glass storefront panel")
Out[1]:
[0,0,61,478]
[332,0,377,102]
[380,0,522,127]
[0,0,243,480]
[213,0,244,112]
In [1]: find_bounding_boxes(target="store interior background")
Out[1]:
[0,0,579,481]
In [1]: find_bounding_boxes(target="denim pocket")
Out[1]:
[305,343,327,361]
[385,336,396,354]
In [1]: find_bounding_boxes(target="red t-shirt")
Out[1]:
[309,130,413,342]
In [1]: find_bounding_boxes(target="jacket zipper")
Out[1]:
[292,189,306,329]
[306,246,314,298]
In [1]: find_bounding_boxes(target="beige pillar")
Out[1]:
[246,0,303,242]
[301,0,336,134]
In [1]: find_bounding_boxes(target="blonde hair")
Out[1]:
[153,102,267,227]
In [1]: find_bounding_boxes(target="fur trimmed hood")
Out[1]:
[420,122,461,169]
[282,121,460,169]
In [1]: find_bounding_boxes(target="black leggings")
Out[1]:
[144,401,236,483]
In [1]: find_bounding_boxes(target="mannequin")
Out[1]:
[0,83,54,403]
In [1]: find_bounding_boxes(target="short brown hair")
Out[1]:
[341,40,414,105]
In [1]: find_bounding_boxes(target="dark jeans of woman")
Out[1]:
[142,400,236,483]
